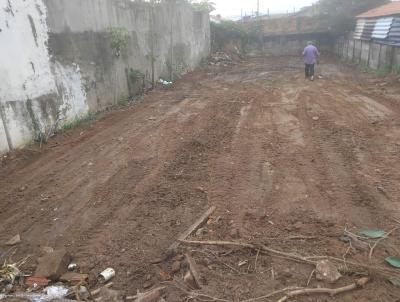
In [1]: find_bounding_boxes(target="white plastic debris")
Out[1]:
[44,285,69,298]
[159,78,173,86]
[99,267,116,283]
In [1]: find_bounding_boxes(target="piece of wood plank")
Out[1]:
[165,206,216,259]
[185,253,201,289]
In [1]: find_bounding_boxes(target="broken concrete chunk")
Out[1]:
[60,272,89,285]
[34,249,71,281]
[316,260,342,283]
[5,234,21,246]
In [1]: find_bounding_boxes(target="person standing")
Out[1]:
[302,41,320,81]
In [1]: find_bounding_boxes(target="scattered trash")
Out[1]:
[98,268,116,283]
[359,230,386,239]
[5,234,21,246]
[159,78,173,86]
[25,276,50,288]
[44,285,69,298]
[67,263,78,271]
[238,260,248,267]
[0,258,27,292]
[385,257,400,268]
[316,260,342,283]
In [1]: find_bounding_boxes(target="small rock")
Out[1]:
[19,186,26,192]
[229,228,240,238]
[312,116,320,121]
[143,280,154,289]
[316,260,342,283]
[171,261,181,273]
[5,234,21,246]
[293,221,303,230]
[196,227,207,236]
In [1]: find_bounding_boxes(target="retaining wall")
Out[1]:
[0,0,210,153]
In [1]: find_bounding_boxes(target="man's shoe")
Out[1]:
[310,76,314,81]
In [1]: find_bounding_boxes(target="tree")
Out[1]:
[317,0,389,33]
[189,0,216,12]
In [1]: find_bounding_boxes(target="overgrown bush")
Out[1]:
[211,20,262,52]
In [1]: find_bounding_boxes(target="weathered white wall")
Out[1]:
[0,0,88,152]
[0,0,210,154]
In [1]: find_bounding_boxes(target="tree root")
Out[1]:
[276,277,369,302]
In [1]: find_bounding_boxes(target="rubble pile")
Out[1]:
[209,52,234,67]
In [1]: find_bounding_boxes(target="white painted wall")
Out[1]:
[0,0,88,152]
[0,0,56,103]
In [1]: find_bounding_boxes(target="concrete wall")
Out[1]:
[245,33,334,57]
[334,37,400,72]
[0,0,210,153]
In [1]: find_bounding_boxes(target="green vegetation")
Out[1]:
[107,27,130,57]
[126,68,145,97]
[211,20,262,52]
[188,0,215,12]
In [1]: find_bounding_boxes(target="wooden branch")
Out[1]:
[369,227,399,260]
[181,240,400,279]
[126,286,166,302]
[165,206,216,259]
[180,240,316,265]
[276,277,369,302]
[185,253,201,289]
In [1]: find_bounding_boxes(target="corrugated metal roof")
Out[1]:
[372,17,393,39]
[354,19,366,39]
[388,17,400,44]
[361,19,376,40]
[357,2,400,19]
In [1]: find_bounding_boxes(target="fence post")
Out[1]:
[378,43,382,70]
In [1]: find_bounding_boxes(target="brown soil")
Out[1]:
[1,56,400,301]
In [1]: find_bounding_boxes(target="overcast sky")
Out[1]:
[212,0,318,18]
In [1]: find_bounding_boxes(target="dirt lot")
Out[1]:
[1,56,400,301]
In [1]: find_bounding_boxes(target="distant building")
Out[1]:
[354,2,400,45]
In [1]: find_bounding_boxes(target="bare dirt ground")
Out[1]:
[1,56,400,301]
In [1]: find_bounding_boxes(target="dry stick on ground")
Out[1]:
[369,227,399,260]
[180,240,400,279]
[276,277,369,302]
[180,240,317,265]
[165,206,216,259]
[306,269,315,286]
[254,249,260,273]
